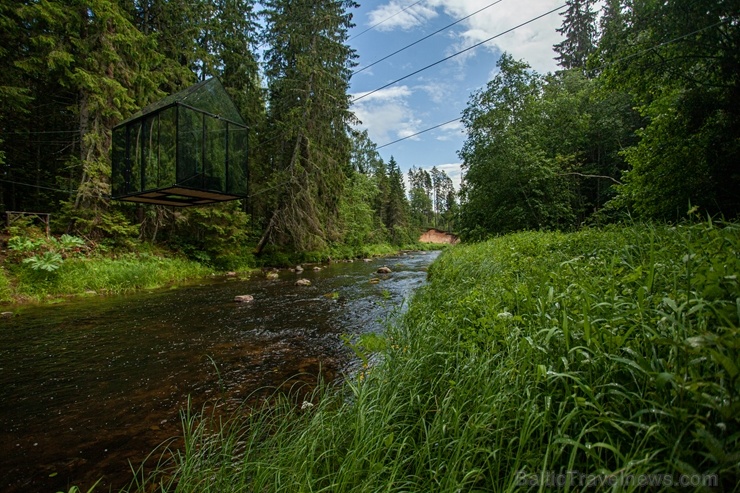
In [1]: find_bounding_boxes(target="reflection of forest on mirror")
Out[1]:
[111,78,248,206]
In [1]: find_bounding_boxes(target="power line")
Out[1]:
[370,17,732,153]
[596,17,733,71]
[349,0,426,42]
[352,4,567,103]
[0,178,74,193]
[353,0,508,76]
[1,130,79,135]
[376,117,462,150]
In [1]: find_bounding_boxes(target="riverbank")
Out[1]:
[129,221,739,492]
[0,254,214,305]
[0,241,443,306]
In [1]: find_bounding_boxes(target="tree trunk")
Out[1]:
[254,133,304,254]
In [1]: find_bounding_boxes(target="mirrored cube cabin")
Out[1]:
[111,78,248,206]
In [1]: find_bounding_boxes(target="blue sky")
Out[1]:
[346,0,568,190]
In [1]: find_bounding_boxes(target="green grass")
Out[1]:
[9,253,213,300]
[0,267,12,303]
[127,222,739,492]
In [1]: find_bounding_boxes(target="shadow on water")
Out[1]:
[0,251,439,492]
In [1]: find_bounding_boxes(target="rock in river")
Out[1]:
[234,295,254,303]
[377,266,392,274]
[295,279,312,287]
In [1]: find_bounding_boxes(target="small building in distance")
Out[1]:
[111,78,248,207]
[419,228,459,245]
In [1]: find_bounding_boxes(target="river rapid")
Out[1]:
[0,251,439,493]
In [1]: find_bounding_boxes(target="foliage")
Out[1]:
[1,0,416,265]
[3,0,738,274]
[597,0,740,220]
[55,202,139,249]
[458,55,563,237]
[336,132,420,249]
[8,233,87,275]
[407,165,455,230]
[256,0,359,253]
[458,55,639,239]
[337,171,384,249]
[554,0,598,71]
[12,253,212,300]
[0,268,12,303]
[22,252,64,273]
[167,201,253,271]
[458,0,737,232]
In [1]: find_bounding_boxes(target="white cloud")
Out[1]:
[351,86,421,144]
[367,1,439,31]
[415,80,452,104]
[434,119,464,142]
[367,0,566,73]
[352,85,412,103]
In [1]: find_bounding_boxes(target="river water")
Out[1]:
[0,251,439,493]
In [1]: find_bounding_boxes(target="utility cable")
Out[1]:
[376,117,462,150]
[349,0,426,42]
[0,129,79,135]
[371,17,732,152]
[353,0,508,76]
[594,17,733,71]
[0,178,74,193]
[352,4,567,102]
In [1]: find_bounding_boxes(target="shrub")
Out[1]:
[0,268,12,303]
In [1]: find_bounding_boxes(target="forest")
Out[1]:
[0,0,738,264]
[458,0,739,238]
[0,0,456,278]
[1,1,738,490]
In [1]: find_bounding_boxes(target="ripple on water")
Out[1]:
[0,250,440,493]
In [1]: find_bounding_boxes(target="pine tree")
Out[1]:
[257,0,359,252]
[554,0,598,71]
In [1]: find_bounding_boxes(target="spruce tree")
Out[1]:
[554,0,598,71]
[258,0,359,252]
[6,0,165,238]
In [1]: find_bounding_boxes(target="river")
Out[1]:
[0,251,439,493]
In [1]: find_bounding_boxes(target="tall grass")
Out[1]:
[129,222,739,492]
[0,267,12,303]
[11,253,212,300]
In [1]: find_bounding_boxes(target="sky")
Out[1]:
[346,0,569,190]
